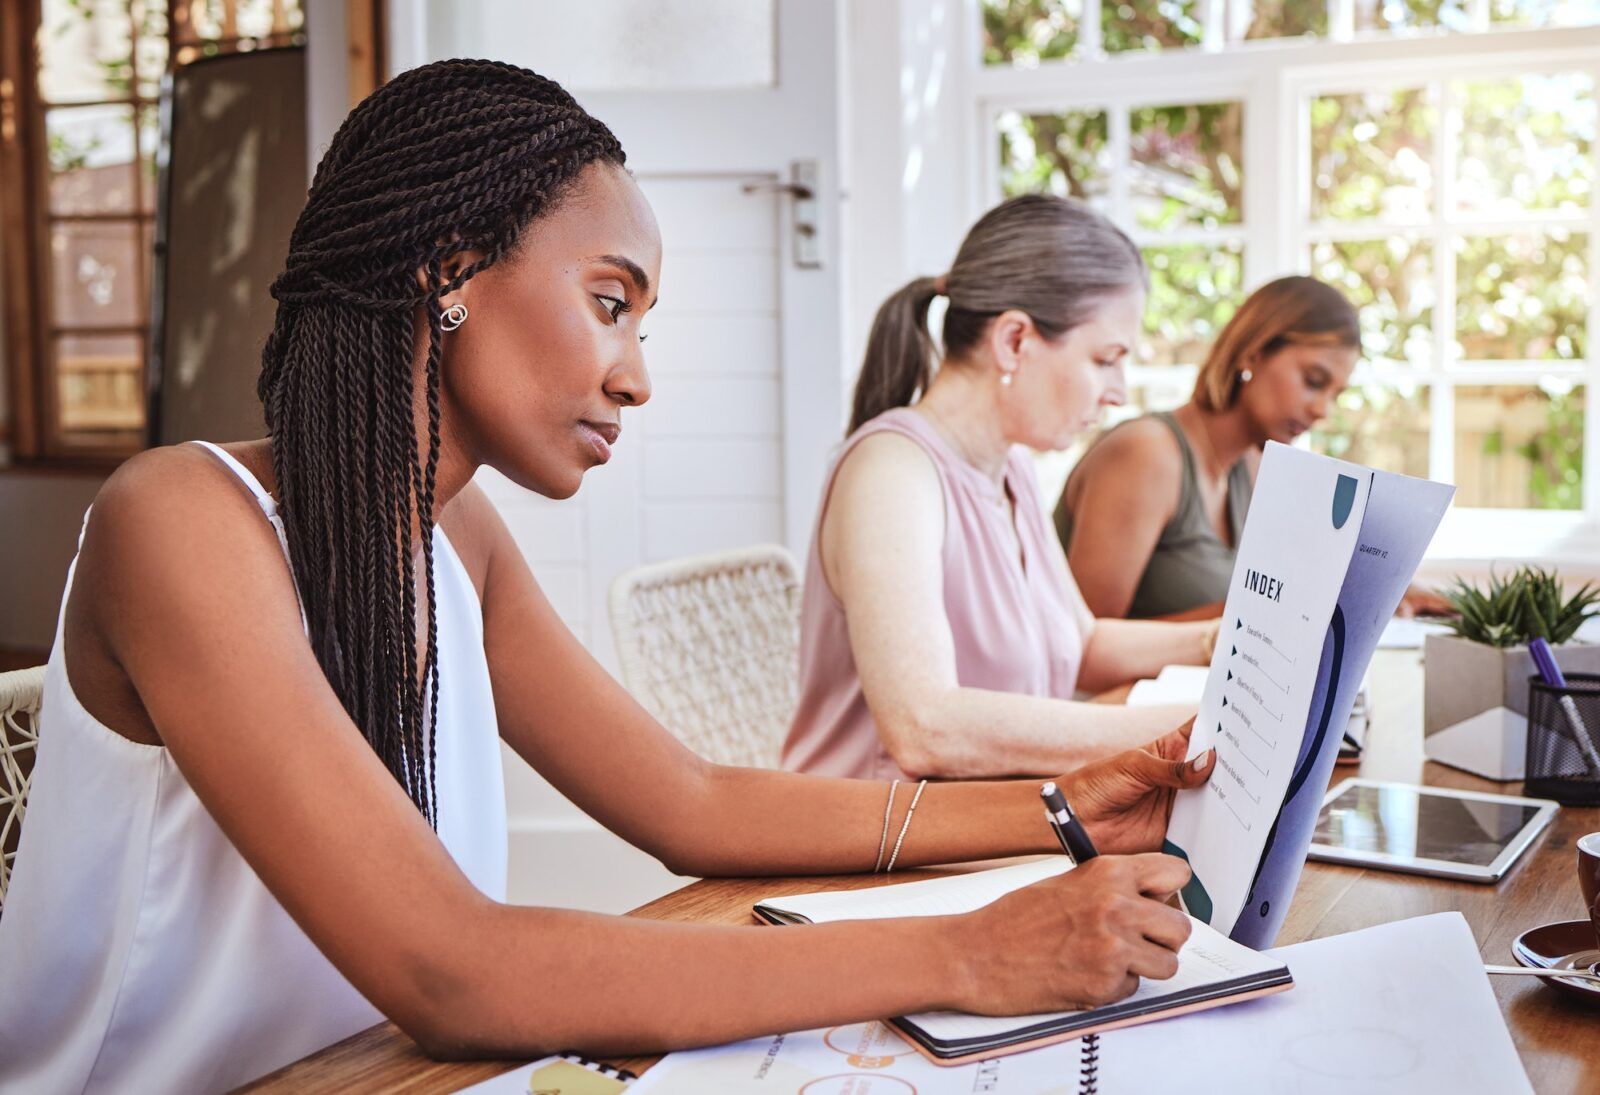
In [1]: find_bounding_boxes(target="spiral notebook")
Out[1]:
[753,859,1293,1067]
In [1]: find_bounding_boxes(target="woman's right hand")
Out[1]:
[949,854,1193,1015]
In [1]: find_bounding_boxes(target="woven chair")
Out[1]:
[0,666,46,916]
[609,545,802,769]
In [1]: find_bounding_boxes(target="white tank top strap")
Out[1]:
[189,440,306,628]
[191,440,279,515]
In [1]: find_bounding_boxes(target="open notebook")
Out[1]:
[753,859,1293,1066]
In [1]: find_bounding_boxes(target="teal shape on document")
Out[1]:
[1331,473,1358,529]
[1163,839,1213,923]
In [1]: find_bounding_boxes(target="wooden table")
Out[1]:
[243,650,1600,1093]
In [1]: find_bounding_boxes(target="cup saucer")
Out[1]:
[1512,921,1600,1003]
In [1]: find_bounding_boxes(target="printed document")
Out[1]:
[1164,443,1453,940]
[626,914,1527,1095]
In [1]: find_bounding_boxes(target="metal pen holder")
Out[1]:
[1526,673,1600,806]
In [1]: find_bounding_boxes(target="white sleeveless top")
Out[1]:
[0,442,507,1094]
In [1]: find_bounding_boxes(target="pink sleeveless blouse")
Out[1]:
[781,408,1087,780]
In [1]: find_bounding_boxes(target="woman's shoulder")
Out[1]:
[1073,414,1184,489]
[832,427,943,501]
[92,442,271,529]
[69,445,306,679]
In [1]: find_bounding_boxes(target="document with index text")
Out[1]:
[1164,442,1454,945]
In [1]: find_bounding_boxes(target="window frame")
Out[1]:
[970,11,1600,533]
[0,0,316,468]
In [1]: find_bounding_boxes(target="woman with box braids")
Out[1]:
[3,57,1215,1092]
[259,59,624,823]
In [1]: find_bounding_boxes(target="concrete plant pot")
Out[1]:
[1424,633,1600,780]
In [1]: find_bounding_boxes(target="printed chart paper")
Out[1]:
[1164,443,1453,942]
[626,915,1525,1094]
[1097,913,1531,1095]
[455,1055,631,1094]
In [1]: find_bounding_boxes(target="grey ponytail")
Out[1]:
[848,276,940,434]
[848,194,1147,434]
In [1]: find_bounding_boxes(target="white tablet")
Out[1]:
[1308,779,1558,882]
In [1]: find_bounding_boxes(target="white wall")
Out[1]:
[841,0,973,371]
[381,3,822,913]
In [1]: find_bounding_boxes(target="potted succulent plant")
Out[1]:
[1425,566,1600,780]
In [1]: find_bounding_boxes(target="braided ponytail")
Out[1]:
[260,59,625,824]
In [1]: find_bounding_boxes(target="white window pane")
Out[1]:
[47,105,139,216]
[429,0,775,91]
[54,332,145,435]
[1455,232,1587,361]
[1104,0,1205,51]
[1233,0,1328,41]
[1351,0,1475,32]
[997,109,1112,207]
[984,0,1083,65]
[1141,242,1246,366]
[1310,237,1434,366]
[1456,74,1594,217]
[1491,0,1600,27]
[1310,88,1436,223]
[1130,102,1244,230]
[1455,383,1583,509]
[1311,382,1432,480]
[38,0,132,104]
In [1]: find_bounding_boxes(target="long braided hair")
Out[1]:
[259,60,625,824]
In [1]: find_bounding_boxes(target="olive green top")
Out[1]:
[1055,410,1254,619]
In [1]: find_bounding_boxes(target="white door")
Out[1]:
[388,0,846,911]
[394,0,844,663]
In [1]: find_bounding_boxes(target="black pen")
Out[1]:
[1040,781,1098,863]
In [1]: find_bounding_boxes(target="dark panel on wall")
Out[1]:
[150,46,307,446]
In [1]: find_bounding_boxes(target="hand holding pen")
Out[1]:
[1041,781,1099,864]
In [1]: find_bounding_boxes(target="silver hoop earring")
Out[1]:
[441,303,469,331]
[1239,368,1253,383]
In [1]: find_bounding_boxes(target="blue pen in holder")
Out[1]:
[1525,672,1600,806]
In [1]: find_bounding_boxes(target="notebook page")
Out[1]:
[1127,664,1210,706]
[757,858,1071,923]
[905,915,1284,1043]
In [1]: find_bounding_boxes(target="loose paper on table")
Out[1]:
[626,913,1528,1095]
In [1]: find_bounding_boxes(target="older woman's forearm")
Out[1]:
[872,688,1190,779]
[1078,618,1215,693]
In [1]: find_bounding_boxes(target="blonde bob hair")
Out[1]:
[1193,276,1360,413]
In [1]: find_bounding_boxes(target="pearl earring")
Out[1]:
[441,303,469,331]
[1000,372,1014,387]
[1240,368,1253,383]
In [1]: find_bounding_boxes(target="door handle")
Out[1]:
[743,161,822,270]
[741,180,814,200]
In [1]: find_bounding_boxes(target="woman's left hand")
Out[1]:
[1056,720,1214,855]
[1397,584,1453,618]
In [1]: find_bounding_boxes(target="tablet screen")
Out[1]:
[1313,783,1544,866]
